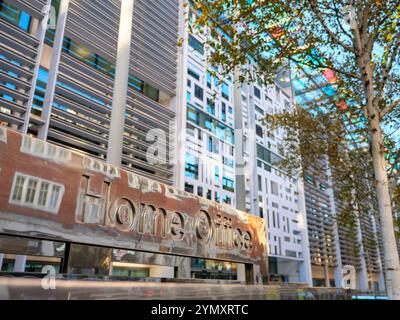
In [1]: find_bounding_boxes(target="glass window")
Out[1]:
[215,166,220,184]
[12,175,25,201]
[221,82,229,100]
[197,186,203,197]
[207,73,212,89]
[185,153,199,180]
[206,99,215,115]
[143,83,159,101]
[222,178,235,192]
[25,179,38,204]
[256,125,263,137]
[221,103,226,121]
[38,182,50,207]
[254,86,261,99]
[188,68,200,81]
[49,185,61,209]
[189,35,204,55]
[185,183,194,194]
[194,85,204,101]
[255,105,264,115]
[0,2,31,31]
[271,181,279,196]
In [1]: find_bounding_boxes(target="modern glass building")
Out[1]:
[177,6,312,285]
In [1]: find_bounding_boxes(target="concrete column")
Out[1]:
[172,0,190,189]
[296,180,313,287]
[326,164,344,288]
[23,0,53,134]
[355,214,369,292]
[0,253,4,271]
[237,263,246,283]
[13,255,27,273]
[106,0,135,166]
[176,257,191,279]
[246,83,260,216]
[38,0,70,140]
[370,214,386,292]
[233,68,246,212]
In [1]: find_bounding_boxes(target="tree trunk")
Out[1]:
[352,19,400,294]
[368,113,400,299]
[361,55,400,298]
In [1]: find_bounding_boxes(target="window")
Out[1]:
[198,186,203,197]
[221,103,226,122]
[0,2,31,31]
[259,207,264,219]
[208,137,213,152]
[215,166,220,185]
[206,99,215,115]
[256,125,263,138]
[223,195,232,204]
[258,175,262,191]
[271,181,279,196]
[10,173,64,214]
[189,34,204,55]
[206,190,212,200]
[185,153,199,180]
[194,85,204,101]
[272,211,276,228]
[306,175,314,185]
[254,86,261,99]
[185,183,194,194]
[222,178,235,192]
[25,179,38,204]
[187,105,199,124]
[188,68,200,81]
[207,73,212,89]
[12,175,25,202]
[221,82,230,100]
[49,185,61,209]
[38,182,49,207]
[215,192,220,203]
[255,105,264,115]
[285,250,297,258]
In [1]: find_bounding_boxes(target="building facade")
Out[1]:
[0,0,389,291]
[176,7,312,285]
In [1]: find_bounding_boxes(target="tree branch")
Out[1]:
[309,0,356,53]
[380,98,400,118]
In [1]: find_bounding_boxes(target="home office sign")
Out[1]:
[0,128,268,280]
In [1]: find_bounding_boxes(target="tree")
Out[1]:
[189,0,400,299]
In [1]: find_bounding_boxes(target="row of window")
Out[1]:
[187,104,234,145]
[10,173,64,214]
[184,182,232,204]
[45,31,159,102]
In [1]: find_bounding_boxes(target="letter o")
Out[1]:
[195,211,213,244]
[233,228,244,250]
[109,198,136,231]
